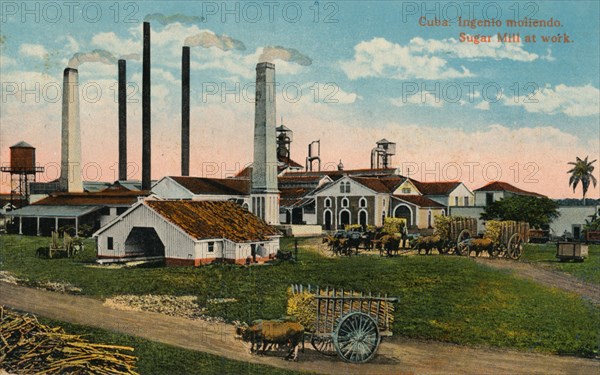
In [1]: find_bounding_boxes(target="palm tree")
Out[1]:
[567,156,597,205]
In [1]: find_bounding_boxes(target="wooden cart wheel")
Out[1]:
[456,229,471,256]
[333,312,380,363]
[310,335,337,356]
[507,233,523,260]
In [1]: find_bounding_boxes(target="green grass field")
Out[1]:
[522,243,600,285]
[1,235,599,358]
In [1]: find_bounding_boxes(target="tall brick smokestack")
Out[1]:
[59,68,83,192]
[118,59,127,181]
[181,46,190,176]
[250,62,279,225]
[142,22,151,190]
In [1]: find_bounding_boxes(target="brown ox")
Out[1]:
[235,320,305,361]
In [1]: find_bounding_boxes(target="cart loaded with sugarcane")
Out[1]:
[287,284,397,363]
[463,220,530,259]
[412,216,478,255]
[412,217,529,259]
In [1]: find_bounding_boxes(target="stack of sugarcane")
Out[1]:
[287,287,395,334]
[434,216,477,240]
[286,290,317,332]
[0,306,138,375]
[484,220,529,244]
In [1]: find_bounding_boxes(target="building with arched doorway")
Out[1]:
[312,174,463,231]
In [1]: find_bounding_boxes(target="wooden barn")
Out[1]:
[94,199,281,266]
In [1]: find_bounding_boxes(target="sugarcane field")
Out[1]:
[1,1,600,374]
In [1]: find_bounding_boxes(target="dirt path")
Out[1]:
[1,282,598,375]
[473,258,600,305]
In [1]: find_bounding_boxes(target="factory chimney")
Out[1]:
[118,59,127,181]
[251,62,279,225]
[59,68,83,192]
[181,46,190,176]
[142,21,151,190]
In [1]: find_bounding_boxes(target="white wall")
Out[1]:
[449,206,486,233]
[448,184,475,207]
[96,203,196,259]
[551,206,599,237]
[303,212,317,225]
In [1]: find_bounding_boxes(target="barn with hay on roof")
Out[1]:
[93,198,281,266]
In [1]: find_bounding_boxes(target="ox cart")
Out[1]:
[413,217,478,255]
[39,231,83,258]
[458,221,530,259]
[288,284,397,363]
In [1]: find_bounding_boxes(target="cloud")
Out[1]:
[390,95,444,108]
[409,36,540,62]
[340,35,543,81]
[341,37,472,80]
[120,53,141,61]
[144,13,204,25]
[184,31,246,51]
[503,84,600,117]
[68,49,117,68]
[91,32,139,57]
[19,43,48,59]
[295,83,360,105]
[0,55,16,68]
[259,46,312,66]
[474,101,490,110]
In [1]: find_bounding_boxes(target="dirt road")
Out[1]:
[1,282,598,375]
[473,258,600,305]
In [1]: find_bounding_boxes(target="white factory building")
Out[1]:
[95,199,281,266]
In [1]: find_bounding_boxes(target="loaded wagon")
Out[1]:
[288,284,397,363]
[458,221,530,259]
[412,217,478,255]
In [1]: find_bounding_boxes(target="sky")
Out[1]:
[0,0,599,199]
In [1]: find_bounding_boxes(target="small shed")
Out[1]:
[94,199,281,266]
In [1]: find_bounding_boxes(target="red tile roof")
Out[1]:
[349,177,391,193]
[474,181,545,197]
[379,176,407,191]
[145,200,280,242]
[392,195,446,208]
[411,180,462,196]
[170,177,250,195]
[33,190,149,206]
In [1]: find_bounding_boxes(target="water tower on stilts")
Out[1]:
[1,142,44,208]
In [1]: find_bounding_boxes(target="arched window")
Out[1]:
[341,197,349,208]
[345,182,351,193]
[324,197,332,208]
[359,197,367,208]
[428,210,432,228]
